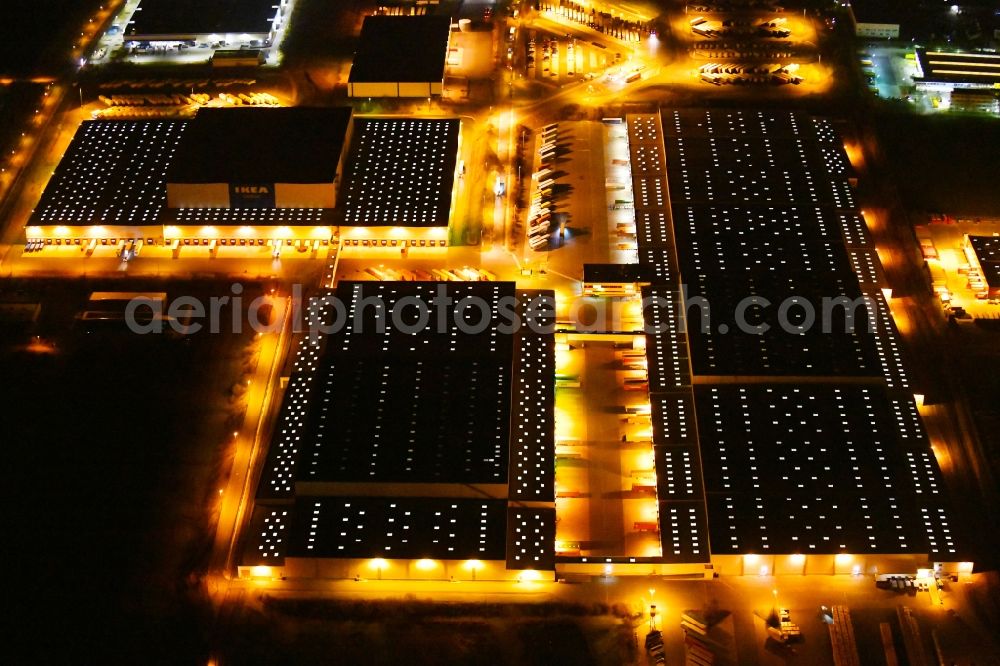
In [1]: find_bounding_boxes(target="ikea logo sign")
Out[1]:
[230,183,275,208]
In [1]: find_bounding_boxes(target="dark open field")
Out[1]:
[0,1,102,76]
[217,597,636,665]
[0,84,47,171]
[0,278,261,662]
[874,110,1000,217]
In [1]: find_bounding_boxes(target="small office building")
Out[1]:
[847,0,902,39]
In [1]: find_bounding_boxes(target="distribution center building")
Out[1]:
[965,236,1000,299]
[27,120,190,246]
[847,0,902,39]
[913,48,1000,91]
[241,282,557,581]
[124,0,292,45]
[237,110,970,583]
[26,108,461,252]
[578,108,970,579]
[165,107,353,210]
[623,109,966,577]
[338,117,459,248]
[348,15,452,98]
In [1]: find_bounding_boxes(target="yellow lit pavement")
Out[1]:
[555,340,661,559]
[210,294,291,578]
[212,570,1000,665]
[919,217,1000,318]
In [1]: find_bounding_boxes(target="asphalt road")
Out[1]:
[209,294,292,577]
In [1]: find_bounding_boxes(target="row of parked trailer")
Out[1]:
[698,61,802,85]
[528,123,562,251]
[691,16,790,39]
[875,574,925,594]
[700,62,786,75]
[98,92,279,107]
[692,43,795,59]
[364,266,497,282]
[688,1,784,11]
[700,70,801,85]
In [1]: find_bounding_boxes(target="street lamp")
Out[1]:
[369,558,388,580]
[250,565,273,579]
[465,559,483,581]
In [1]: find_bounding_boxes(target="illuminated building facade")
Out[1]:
[25,108,460,253]
[651,109,966,575]
[242,282,557,581]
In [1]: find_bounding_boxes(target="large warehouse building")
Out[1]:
[965,235,1000,299]
[348,15,452,98]
[237,110,969,582]
[26,108,461,252]
[647,108,964,575]
[338,117,459,248]
[27,119,190,246]
[241,282,557,581]
[913,48,1000,91]
[166,107,353,210]
[124,0,292,44]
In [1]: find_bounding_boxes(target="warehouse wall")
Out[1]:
[349,81,440,98]
[711,553,936,576]
[166,182,336,209]
[276,557,537,582]
[166,182,229,209]
[275,183,336,209]
[399,81,434,97]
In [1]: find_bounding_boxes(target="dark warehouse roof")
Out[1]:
[349,15,452,84]
[696,383,959,557]
[127,0,277,38]
[167,107,352,185]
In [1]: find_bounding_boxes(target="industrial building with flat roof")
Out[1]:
[29,120,188,240]
[125,0,286,42]
[348,15,452,98]
[166,107,353,210]
[662,109,885,379]
[847,0,903,39]
[697,384,957,557]
[339,118,460,232]
[297,282,515,492]
[966,235,1000,297]
[620,109,965,576]
[26,108,461,252]
[914,48,1000,90]
[242,282,557,580]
